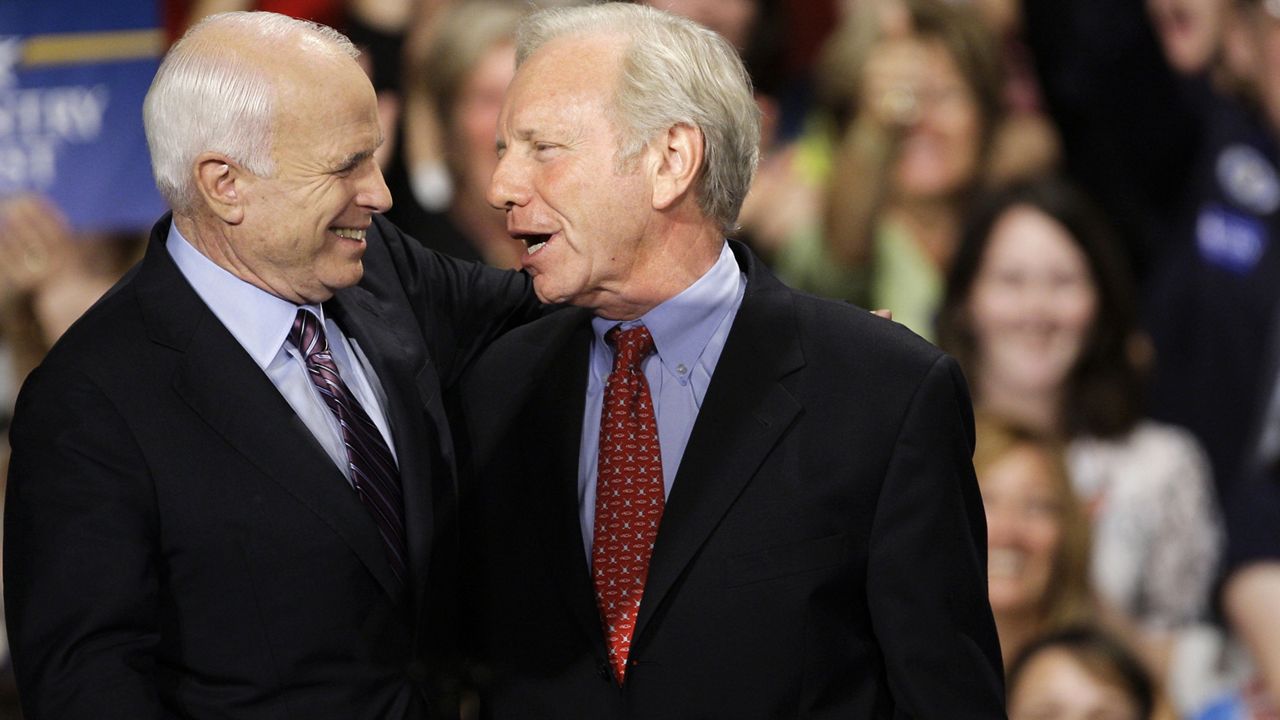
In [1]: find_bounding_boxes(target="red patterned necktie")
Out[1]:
[593,324,664,685]
[289,309,408,588]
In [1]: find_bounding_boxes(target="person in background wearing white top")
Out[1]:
[937,175,1224,712]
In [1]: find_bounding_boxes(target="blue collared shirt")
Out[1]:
[167,222,398,482]
[578,242,746,556]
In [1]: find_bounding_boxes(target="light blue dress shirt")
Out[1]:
[578,242,746,556]
[167,222,398,483]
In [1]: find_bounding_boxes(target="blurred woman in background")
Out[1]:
[771,0,1003,340]
[939,177,1223,710]
[1006,626,1156,720]
[973,415,1094,664]
[382,0,526,267]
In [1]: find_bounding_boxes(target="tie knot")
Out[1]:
[288,308,329,358]
[605,325,655,371]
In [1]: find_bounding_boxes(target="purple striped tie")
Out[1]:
[289,309,407,588]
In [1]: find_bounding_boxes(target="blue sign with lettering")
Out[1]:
[0,0,165,232]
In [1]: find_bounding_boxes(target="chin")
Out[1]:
[996,362,1067,394]
[328,264,365,292]
[530,279,562,306]
[532,276,587,308]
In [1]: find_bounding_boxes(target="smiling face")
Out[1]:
[980,443,1065,617]
[1008,648,1144,720]
[230,45,392,303]
[968,205,1098,399]
[892,38,984,201]
[487,34,657,316]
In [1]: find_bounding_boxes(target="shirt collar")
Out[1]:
[591,242,743,373]
[166,221,320,369]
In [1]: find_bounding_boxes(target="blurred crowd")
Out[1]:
[5,0,1280,717]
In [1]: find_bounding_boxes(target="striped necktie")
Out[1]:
[289,309,407,587]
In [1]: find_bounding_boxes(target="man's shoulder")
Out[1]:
[466,307,590,379]
[757,283,947,377]
[35,255,175,398]
[731,242,945,374]
[47,267,145,358]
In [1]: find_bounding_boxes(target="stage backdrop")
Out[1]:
[0,0,165,232]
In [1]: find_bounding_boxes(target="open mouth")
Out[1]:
[515,232,554,256]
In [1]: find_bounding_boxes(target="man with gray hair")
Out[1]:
[459,3,1004,717]
[4,11,536,719]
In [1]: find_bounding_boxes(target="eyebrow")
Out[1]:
[498,128,542,147]
[332,137,384,173]
[332,150,372,173]
[495,126,536,155]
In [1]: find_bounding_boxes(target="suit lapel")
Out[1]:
[494,311,605,651]
[137,219,406,605]
[634,248,805,641]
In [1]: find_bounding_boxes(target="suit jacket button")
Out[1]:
[406,660,428,683]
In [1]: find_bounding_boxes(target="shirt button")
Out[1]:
[676,363,687,375]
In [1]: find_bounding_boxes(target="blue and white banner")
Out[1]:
[0,1,165,232]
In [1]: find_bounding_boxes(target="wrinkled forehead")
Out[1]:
[503,35,625,126]
[272,58,381,153]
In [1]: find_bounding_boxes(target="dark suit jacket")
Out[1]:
[458,243,1004,719]
[4,214,537,719]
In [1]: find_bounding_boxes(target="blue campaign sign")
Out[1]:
[0,0,166,232]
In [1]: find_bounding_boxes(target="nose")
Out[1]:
[358,162,393,214]
[1022,281,1058,316]
[487,152,530,211]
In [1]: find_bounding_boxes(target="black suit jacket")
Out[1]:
[458,243,1004,719]
[4,214,537,719]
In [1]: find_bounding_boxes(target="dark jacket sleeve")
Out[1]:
[866,354,1006,718]
[4,363,173,720]
[372,214,542,387]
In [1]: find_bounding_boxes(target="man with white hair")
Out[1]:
[459,3,1005,717]
[4,12,536,719]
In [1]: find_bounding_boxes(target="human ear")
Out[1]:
[194,152,245,224]
[650,123,704,212]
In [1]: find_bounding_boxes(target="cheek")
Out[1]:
[461,107,500,157]
[1027,523,1064,568]
[1058,292,1098,337]
[942,108,983,174]
[969,292,1017,340]
[459,139,499,194]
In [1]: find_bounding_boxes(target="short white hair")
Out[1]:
[516,3,760,232]
[143,12,358,214]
